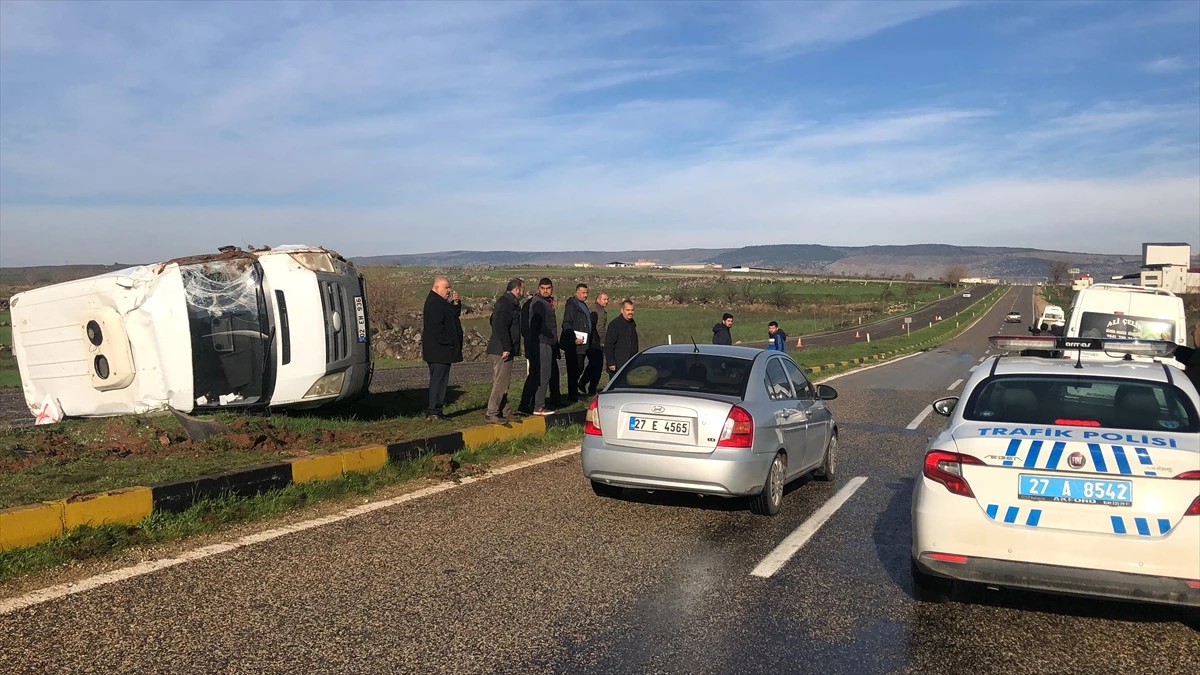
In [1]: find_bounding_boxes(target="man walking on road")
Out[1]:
[422,276,463,420]
[605,299,639,374]
[518,278,557,416]
[766,321,787,352]
[712,313,734,345]
[560,283,591,402]
[582,292,609,394]
[485,278,524,424]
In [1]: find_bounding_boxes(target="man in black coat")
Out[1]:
[605,299,640,374]
[518,278,558,416]
[582,292,609,394]
[1175,321,1200,394]
[712,313,734,345]
[560,283,591,402]
[422,276,463,420]
[485,278,524,424]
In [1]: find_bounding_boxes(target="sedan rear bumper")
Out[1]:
[581,437,770,496]
[915,553,1200,607]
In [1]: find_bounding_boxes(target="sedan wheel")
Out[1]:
[813,434,836,481]
[750,453,786,516]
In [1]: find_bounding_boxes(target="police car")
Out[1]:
[911,335,1200,607]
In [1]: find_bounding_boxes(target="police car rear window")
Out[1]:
[611,353,752,398]
[963,375,1199,433]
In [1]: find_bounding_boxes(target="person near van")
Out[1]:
[766,321,788,352]
[422,276,463,420]
[485,278,524,424]
[560,283,591,402]
[605,299,639,372]
[582,292,610,394]
[518,278,557,416]
[713,313,734,345]
[1174,321,1200,393]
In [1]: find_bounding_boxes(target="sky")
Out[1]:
[1,0,1198,266]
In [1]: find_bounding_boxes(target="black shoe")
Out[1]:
[426,413,451,421]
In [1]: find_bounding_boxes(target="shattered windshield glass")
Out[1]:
[180,259,271,407]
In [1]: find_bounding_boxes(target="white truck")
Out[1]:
[9,245,372,419]
[1065,283,1187,346]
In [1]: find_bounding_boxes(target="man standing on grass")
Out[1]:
[560,283,591,402]
[582,292,609,394]
[605,299,639,374]
[712,313,734,345]
[518,278,557,416]
[485,278,523,424]
[766,321,787,352]
[422,276,462,421]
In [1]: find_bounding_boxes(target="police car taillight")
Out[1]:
[923,450,984,498]
[1180,471,1200,516]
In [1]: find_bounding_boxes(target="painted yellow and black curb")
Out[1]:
[0,410,586,552]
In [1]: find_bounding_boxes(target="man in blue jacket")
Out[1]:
[766,321,788,352]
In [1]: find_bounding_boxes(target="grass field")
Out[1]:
[0,377,585,508]
[0,309,15,388]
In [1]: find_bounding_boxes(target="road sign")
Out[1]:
[904,317,912,324]
[1067,268,1080,274]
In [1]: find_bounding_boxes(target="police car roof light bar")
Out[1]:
[988,335,1056,352]
[987,336,1176,359]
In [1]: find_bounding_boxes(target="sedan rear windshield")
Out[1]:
[610,353,753,398]
[963,374,1199,433]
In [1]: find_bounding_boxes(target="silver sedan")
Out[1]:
[581,345,839,515]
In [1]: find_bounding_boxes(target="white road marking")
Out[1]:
[977,355,987,362]
[750,476,868,578]
[906,405,934,430]
[0,446,583,615]
[947,378,963,390]
[813,351,922,383]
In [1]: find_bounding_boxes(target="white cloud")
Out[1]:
[1144,56,1187,74]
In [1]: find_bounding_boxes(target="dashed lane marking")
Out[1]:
[750,477,868,578]
[947,378,963,390]
[906,405,934,430]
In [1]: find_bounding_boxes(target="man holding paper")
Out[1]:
[560,283,592,403]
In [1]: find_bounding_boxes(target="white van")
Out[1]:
[1038,304,1065,328]
[9,245,372,419]
[1065,283,1186,346]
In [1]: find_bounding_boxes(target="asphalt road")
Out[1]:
[3,285,1197,674]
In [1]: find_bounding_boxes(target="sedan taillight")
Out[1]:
[584,397,602,436]
[716,406,753,448]
[923,450,984,498]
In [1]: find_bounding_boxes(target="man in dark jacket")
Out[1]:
[605,299,639,373]
[518,278,557,416]
[712,313,734,345]
[1175,321,1200,393]
[422,276,463,420]
[560,283,591,402]
[485,278,524,424]
[582,292,609,394]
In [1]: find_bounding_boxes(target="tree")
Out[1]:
[1047,260,1070,286]
[943,264,969,287]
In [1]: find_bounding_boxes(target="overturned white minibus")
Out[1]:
[9,245,372,418]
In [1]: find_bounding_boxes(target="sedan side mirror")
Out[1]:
[932,396,959,417]
[815,384,838,400]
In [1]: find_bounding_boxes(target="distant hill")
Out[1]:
[351,243,1168,282]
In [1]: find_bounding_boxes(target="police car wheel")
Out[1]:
[813,434,836,481]
[590,480,621,498]
[910,558,955,603]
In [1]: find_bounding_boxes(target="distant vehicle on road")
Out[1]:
[962,292,972,298]
[582,345,838,515]
[9,245,372,419]
[911,335,1200,607]
[1038,304,1065,328]
[1006,311,1022,323]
